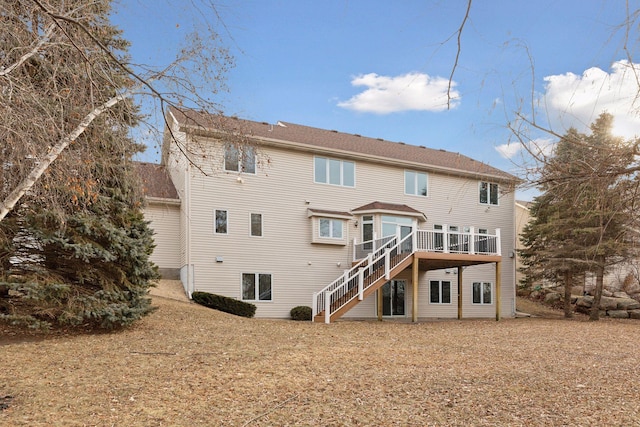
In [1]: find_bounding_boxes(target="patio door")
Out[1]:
[381,215,414,252]
[380,280,406,317]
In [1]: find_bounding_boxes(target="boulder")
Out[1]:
[617,298,640,310]
[575,296,593,308]
[602,289,613,297]
[629,310,640,320]
[599,296,619,311]
[575,304,591,315]
[530,290,541,300]
[607,310,630,319]
[613,291,630,299]
[544,292,562,305]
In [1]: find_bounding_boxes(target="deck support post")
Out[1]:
[495,261,501,321]
[457,266,463,319]
[412,254,419,322]
[377,286,383,321]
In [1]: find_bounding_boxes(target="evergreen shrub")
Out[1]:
[290,305,312,321]
[192,292,256,318]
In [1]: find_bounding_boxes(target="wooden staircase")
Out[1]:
[313,253,413,322]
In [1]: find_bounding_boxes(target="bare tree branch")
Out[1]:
[447,0,472,109]
[0,88,133,221]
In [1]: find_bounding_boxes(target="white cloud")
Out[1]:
[542,60,640,139]
[337,72,460,114]
[495,138,555,160]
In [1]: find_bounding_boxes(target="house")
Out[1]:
[141,107,519,323]
[515,200,532,287]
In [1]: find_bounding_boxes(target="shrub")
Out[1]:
[192,292,256,318]
[290,305,312,321]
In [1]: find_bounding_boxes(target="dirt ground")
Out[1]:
[1,288,639,426]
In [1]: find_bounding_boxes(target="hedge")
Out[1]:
[192,292,256,318]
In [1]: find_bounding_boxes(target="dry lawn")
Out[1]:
[2,291,640,426]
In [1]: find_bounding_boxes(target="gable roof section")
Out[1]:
[135,162,179,201]
[352,201,427,221]
[168,107,516,182]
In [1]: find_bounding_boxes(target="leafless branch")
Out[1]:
[447,0,472,109]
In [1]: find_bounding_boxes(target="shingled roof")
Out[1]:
[168,107,516,182]
[135,162,179,201]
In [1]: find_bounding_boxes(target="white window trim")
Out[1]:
[479,181,499,206]
[214,209,229,235]
[319,218,344,240]
[404,170,428,197]
[313,156,356,188]
[429,280,452,304]
[241,272,273,302]
[249,213,263,238]
[224,144,257,175]
[472,281,493,305]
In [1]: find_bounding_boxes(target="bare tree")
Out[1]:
[0,0,235,222]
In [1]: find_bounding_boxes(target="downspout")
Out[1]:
[186,161,193,298]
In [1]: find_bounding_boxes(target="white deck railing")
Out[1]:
[313,228,501,323]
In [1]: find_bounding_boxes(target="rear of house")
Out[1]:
[146,107,518,321]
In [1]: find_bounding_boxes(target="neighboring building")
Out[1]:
[515,200,532,287]
[143,107,519,322]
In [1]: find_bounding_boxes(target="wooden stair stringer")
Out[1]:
[314,253,414,323]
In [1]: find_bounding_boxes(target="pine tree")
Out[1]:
[0,1,158,329]
[519,113,637,320]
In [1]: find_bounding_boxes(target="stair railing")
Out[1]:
[314,231,414,323]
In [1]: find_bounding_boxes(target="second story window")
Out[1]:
[224,144,256,174]
[314,156,355,187]
[405,170,428,196]
[479,181,499,205]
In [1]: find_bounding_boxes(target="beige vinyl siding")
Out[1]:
[166,129,516,319]
[144,202,181,271]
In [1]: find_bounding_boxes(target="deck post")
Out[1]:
[495,228,502,256]
[443,224,449,253]
[457,266,463,319]
[324,291,331,324]
[377,286,383,321]
[358,268,364,300]
[469,227,475,255]
[312,292,317,319]
[495,261,501,321]
[412,253,419,322]
[384,248,391,279]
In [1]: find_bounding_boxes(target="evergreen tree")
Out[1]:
[0,1,158,329]
[519,113,637,320]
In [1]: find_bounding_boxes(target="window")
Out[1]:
[362,215,374,250]
[319,218,343,239]
[214,209,228,234]
[434,224,444,251]
[405,171,428,196]
[250,213,262,237]
[430,280,451,304]
[473,282,492,304]
[476,228,489,253]
[314,157,355,187]
[479,182,499,205]
[242,273,272,301]
[224,144,256,174]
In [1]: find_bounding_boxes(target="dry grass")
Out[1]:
[2,293,640,426]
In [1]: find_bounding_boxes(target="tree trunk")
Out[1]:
[589,262,605,321]
[563,271,573,318]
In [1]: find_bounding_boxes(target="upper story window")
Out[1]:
[314,156,355,187]
[250,213,263,237]
[479,182,499,205]
[405,170,428,197]
[214,209,228,234]
[224,144,256,174]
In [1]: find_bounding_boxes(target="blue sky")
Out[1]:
[112,1,640,199]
